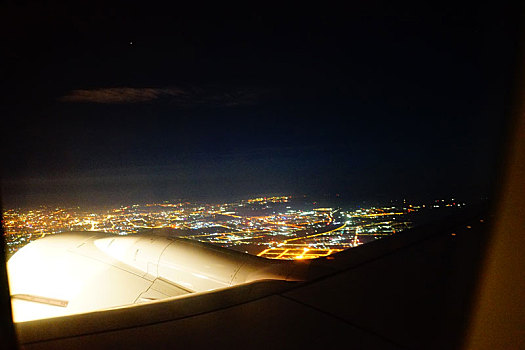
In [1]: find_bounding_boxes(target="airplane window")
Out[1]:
[1,1,517,327]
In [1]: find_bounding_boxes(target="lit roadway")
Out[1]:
[258,247,344,260]
[282,222,347,244]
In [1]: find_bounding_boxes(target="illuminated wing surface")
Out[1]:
[8,232,307,322]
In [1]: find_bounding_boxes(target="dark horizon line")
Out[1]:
[0,191,485,211]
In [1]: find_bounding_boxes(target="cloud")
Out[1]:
[58,87,185,103]
[59,85,275,106]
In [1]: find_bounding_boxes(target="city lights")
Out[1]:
[3,196,465,260]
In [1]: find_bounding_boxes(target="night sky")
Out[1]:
[1,2,520,208]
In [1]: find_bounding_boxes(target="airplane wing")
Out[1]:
[9,211,488,349]
[7,232,310,322]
